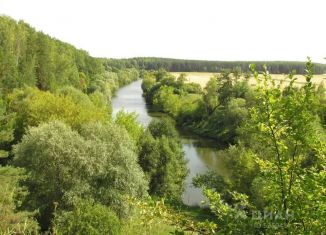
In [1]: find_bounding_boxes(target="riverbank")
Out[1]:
[112,80,227,206]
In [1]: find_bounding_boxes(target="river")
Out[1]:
[112,80,226,206]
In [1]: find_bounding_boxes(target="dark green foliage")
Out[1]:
[105,57,326,74]
[316,83,326,126]
[53,200,121,235]
[138,119,188,199]
[0,96,14,159]
[0,166,39,234]
[148,118,178,138]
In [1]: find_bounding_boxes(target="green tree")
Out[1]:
[8,87,110,140]
[141,72,156,94]
[13,121,148,228]
[139,119,187,199]
[244,61,326,233]
[203,77,219,115]
[195,60,326,234]
[0,97,14,159]
[115,110,144,145]
[153,85,181,117]
[0,166,39,234]
[53,200,121,235]
[0,16,19,92]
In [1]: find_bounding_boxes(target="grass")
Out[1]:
[172,72,326,88]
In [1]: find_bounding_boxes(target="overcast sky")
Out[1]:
[1,0,325,62]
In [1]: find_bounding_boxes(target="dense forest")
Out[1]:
[1,15,326,235]
[105,57,326,74]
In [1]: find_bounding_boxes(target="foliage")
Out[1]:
[0,96,14,159]
[203,77,219,115]
[125,197,217,235]
[13,121,148,228]
[204,189,256,234]
[142,69,254,143]
[2,14,326,235]
[195,60,326,234]
[8,87,110,140]
[147,118,178,139]
[105,57,326,74]
[316,82,326,126]
[242,60,326,233]
[0,16,140,97]
[153,85,181,117]
[141,72,156,94]
[138,119,188,199]
[53,200,121,235]
[0,16,105,93]
[0,166,39,234]
[115,110,144,145]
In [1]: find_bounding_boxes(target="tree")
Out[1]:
[203,77,219,115]
[0,97,14,159]
[216,70,234,107]
[0,166,39,234]
[115,110,144,145]
[0,16,115,93]
[138,119,188,199]
[8,87,110,140]
[53,200,121,235]
[141,72,156,93]
[195,60,326,234]
[147,118,178,139]
[316,82,326,126]
[153,85,181,117]
[244,61,326,233]
[176,73,188,85]
[13,121,148,228]
[0,16,19,92]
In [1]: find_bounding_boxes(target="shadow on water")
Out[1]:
[112,80,229,206]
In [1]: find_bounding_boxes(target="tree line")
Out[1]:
[0,15,140,95]
[106,57,326,74]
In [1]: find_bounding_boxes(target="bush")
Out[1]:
[54,200,121,235]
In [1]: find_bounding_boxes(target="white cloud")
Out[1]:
[1,0,325,62]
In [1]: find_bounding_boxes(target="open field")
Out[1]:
[171,72,326,88]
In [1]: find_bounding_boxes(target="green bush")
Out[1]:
[54,200,121,235]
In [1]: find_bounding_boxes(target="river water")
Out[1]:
[112,80,226,206]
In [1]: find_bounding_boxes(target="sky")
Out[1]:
[1,0,325,62]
